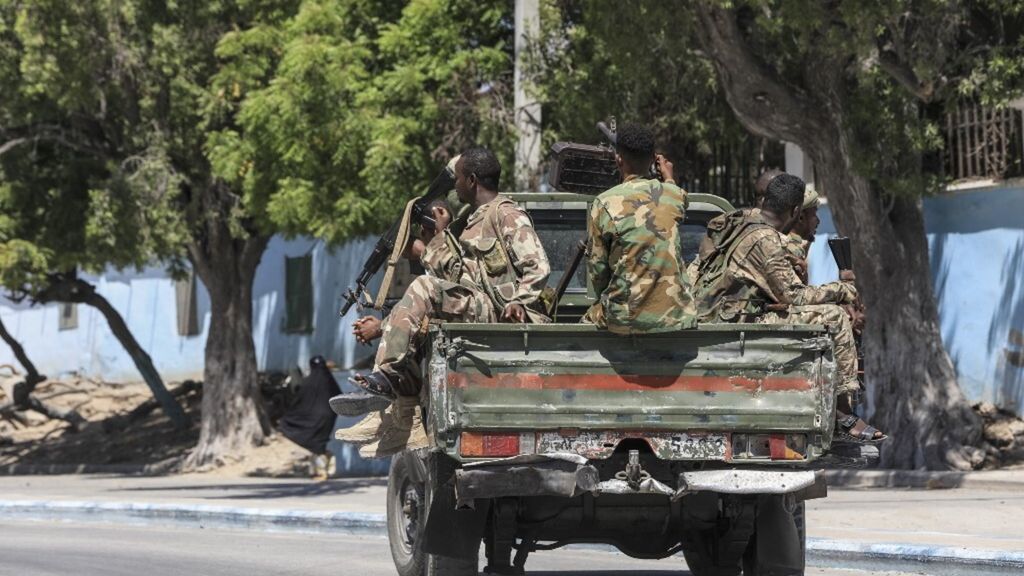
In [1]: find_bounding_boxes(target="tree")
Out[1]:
[2,0,518,465]
[537,1,1024,469]
[691,1,1024,470]
[0,22,189,428]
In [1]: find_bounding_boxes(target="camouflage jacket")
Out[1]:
[421,195,551,317]
[585,176,697,334]
[692,209,856,322]
[782,231,809,284]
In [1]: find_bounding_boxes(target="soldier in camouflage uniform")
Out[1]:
[584,123,697,333]
[687,167,782,284]
[781,185,820,283]
[692,173,884,443]
[343,148,552,456]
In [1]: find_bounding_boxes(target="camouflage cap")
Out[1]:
[802,184,821,210]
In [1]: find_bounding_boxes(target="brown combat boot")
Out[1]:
[358,395,429,459]
[335,410,387,445]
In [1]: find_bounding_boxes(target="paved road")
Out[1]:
[2,474,1022,553]
[0,520,917,576]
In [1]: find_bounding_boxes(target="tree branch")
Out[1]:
[877,49,936,102]
[692,3,830,147]
[0,123,110,159]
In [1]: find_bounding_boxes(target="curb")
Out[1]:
[0,500,385,534]
[2,499,1022,574]
[807,538,1024,576]
[0,463,174,476]
[822,469,1024,490]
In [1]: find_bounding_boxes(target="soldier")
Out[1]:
[342,147,552,457]
[781,184,820,283]
[692,173,884,443]
[584,123,697,333]
[688,167,782,284]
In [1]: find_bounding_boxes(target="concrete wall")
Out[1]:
[808,183,1024,415]
[0,235,386,476]
[0,235,380,381]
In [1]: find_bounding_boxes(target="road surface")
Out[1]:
[0,519,921,576]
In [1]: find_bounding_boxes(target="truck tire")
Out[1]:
[681,497,755,576]
[741,499,806,576]
[386,454,479,576]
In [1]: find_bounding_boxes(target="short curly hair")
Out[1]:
[615,123,655,168]
[762,173,806,215]
[460,147,501,190]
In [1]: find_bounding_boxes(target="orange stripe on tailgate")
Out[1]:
[448,372,811,392]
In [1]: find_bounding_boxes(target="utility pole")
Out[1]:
[514,0,541,191]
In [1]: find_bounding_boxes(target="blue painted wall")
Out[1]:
[0,234,388,476]
[808,183,1024,415]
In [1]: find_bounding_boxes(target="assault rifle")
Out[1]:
[339,159,458,317]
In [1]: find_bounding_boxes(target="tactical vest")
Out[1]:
[460,197,552,320]
[692,209,774,322]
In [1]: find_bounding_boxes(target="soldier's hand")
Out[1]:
[352,316,383,345]
[432,205,452,233]
[502,303,527,323]
[655,154,675,183]
[839,269,856,283]
[403,238,425,261]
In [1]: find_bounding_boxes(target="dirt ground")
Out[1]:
[0,375,314,477]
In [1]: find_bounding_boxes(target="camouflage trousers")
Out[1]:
[375,275,496,395]
[758,304,859,397]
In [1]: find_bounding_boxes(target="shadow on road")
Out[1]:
[119,477,386,499]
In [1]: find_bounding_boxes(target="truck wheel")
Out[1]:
[741,500,806,576]
[386,454,480,576]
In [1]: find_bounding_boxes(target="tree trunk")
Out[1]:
[183,188,270,467]
[694,4,982,470]
[38,276,188,429]
[83,288,189,428]
[0,314,86,429]
[812,140,982,470]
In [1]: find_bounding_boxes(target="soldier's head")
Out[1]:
[761,173,806,233]
[614,123,656,178]
[754,168,783,209]
[455,147,501,205]
[792,185,821,242]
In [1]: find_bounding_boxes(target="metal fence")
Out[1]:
[945,102,1024,181]
[677,139,785,208]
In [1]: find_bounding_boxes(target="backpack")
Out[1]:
[692,209,773,321]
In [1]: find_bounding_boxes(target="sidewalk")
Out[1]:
[0,472,1022,571]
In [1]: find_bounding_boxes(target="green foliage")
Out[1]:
[0,0,519,298]
[532,0,738,165]
[729,1,1024,193]
[207,0,516,244]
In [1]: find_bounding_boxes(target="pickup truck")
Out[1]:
[377,192,851,576]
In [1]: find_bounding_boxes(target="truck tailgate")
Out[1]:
[428,324,836,461]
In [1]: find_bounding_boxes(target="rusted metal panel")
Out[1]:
[428,323,836,463]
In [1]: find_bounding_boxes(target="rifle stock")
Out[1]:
[339,160,458,316]
[828,237,853,271]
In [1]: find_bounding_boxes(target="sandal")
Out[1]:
[349,371,397,400]
[835,412,887,445]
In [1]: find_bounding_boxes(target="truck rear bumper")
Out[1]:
[454,458,827,505]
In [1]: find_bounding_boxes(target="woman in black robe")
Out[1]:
[279,356,341,476]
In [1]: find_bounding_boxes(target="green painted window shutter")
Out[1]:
[284,255,314,333]
[58,302,78,331]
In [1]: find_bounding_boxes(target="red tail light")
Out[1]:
[460,432,520,458]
